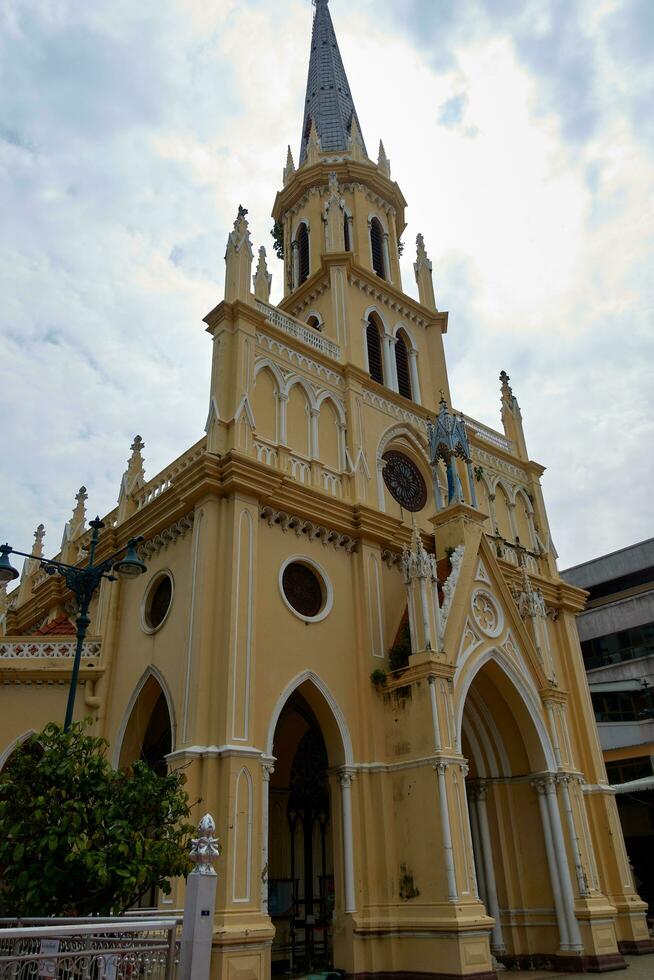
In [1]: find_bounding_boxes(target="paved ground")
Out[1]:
[505,953,654,979]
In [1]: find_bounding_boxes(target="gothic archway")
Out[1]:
[460,657,583,967]
[266,676,353,974]
[116,669,174,775]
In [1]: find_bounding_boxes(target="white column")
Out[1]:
[559,776,588,897]
[277,392,288,445]
[428,677,442,752]
[339,770,356,913]
[336,421,347,472]
[408,348,421,404]
[419,576,433,651]
[534,780,570,950]
[291,240,299,290]
[507,501,519,541]
[545,778,583,950]
[545,702,562,767]
[382,232,392,283]
[435,763,458,901]
[459,764,479,900]
[310,407,320,459]
[468,793,487,903]
[475,784,505,953]
[261,759,275,912]
[383,334,398,391]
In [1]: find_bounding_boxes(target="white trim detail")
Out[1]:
[232,766,253,903]
[265,670,354,765]
[113,665,177,767]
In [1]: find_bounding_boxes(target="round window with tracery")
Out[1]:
[382,450,427,512]
[279,557,333,623]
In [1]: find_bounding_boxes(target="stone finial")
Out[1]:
[283,145,295,186]
[118,435,146,521]
[347,115,366,161]
[306,117,322,165]
[414,233,436,310]
[500,370,513,399]
[224,204,254,303]
[253,245,273,302]
[377,139,391,177]
[70,487,88,537]
[33,524,45,559]
[499,369,528,459]
[189,813,221,876]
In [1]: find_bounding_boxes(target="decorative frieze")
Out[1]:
[362,389,428,431]
[256,332,342,386]
[139,513,195,559]
[0,638,101,659]
[471,446,526,482]
[349,273,429,328]
[259,506,357,553]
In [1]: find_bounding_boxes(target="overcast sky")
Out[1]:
[1,0,653,574]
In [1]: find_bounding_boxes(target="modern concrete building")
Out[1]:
[562,539,654,911]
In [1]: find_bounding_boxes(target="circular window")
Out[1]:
[382,450,427,512]
[279,557,333,623]
[142,572,174,633]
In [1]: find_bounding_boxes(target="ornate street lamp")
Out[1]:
[0,517,147,731]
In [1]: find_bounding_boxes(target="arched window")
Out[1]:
[343,213,351,251]
[370,217,386,279]
[306,314,321,330]
[297,223,310,286]
[366,315,384,384]
[395,331,412,399]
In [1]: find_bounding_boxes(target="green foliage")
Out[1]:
[0,722,195,917]
[370,669,387,689]
[388,620,411,672]
[271,221,284,260]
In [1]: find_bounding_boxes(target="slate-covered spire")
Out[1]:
[299,0,367,165]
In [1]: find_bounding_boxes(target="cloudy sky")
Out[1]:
[1,0,652,573]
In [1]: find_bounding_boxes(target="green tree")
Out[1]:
[0,722,195,916]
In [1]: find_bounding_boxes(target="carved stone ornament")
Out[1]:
[382,451,427,512]
[190,813,221,876]
[471,587,504,639]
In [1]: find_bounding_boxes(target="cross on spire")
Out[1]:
[300,0,367,164]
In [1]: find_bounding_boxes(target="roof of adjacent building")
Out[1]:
[299,0,367,164]
[34,614,76,636]
[561,537,654,590]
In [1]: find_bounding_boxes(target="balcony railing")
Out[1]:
[255,301,341,361]
[0,636,102,659]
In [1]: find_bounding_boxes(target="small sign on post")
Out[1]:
[38,939,60,980]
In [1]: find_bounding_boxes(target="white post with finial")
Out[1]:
[178,814,221,980]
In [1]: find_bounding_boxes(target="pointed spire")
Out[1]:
[118,435,146,521]
[61,486,87,562]
[347,114,366,161]
[253,246,273,301]
[377,140,391,178]
[414,233,436,310]
[283,145,295,186]
[499,370,528,460]
[224,205,254,303]
[305,117,322,165]
[299,0,367,165]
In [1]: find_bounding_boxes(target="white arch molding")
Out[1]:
[265,669,354,765]
[454,648,557,771]
[0,729,37,771]
[112,664,177,767]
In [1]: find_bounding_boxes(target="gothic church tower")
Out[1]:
[1,3,651,979]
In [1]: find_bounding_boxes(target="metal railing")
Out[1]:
[0,918,179,980]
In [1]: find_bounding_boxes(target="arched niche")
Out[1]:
[253,365,279,444]
[116,669,175,775]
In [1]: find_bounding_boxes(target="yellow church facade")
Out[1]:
[1,2,652,978]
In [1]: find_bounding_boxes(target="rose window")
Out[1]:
[382,451,427,512]
[471,588,504,638]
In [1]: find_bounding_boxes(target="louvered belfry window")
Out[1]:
[370,217,386,279]
[343,213,351,251]
[366,317,384,384]
[395,332,412,399]
[298,223,310,285]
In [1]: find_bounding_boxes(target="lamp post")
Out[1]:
[0,517,147,731]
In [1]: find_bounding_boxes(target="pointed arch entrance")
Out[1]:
[265,674,354,975]
[459,655,582,967]
[116,668,174,776]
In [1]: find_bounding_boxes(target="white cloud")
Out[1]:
[0,0,652,576]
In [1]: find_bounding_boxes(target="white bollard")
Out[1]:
[178,814,221,980]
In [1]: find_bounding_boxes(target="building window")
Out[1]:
[591,690,654,723]
[382,450,427,512]
[279,556,333,624]
[298,223,310,286]
[344,213,351,251]
[606,757,653,785]
[142,572,174,633]
[307,314,321,330]
[370,217,386,279]
[582,622,654,670]
[395,331,412,399]
[366,316,384,384]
